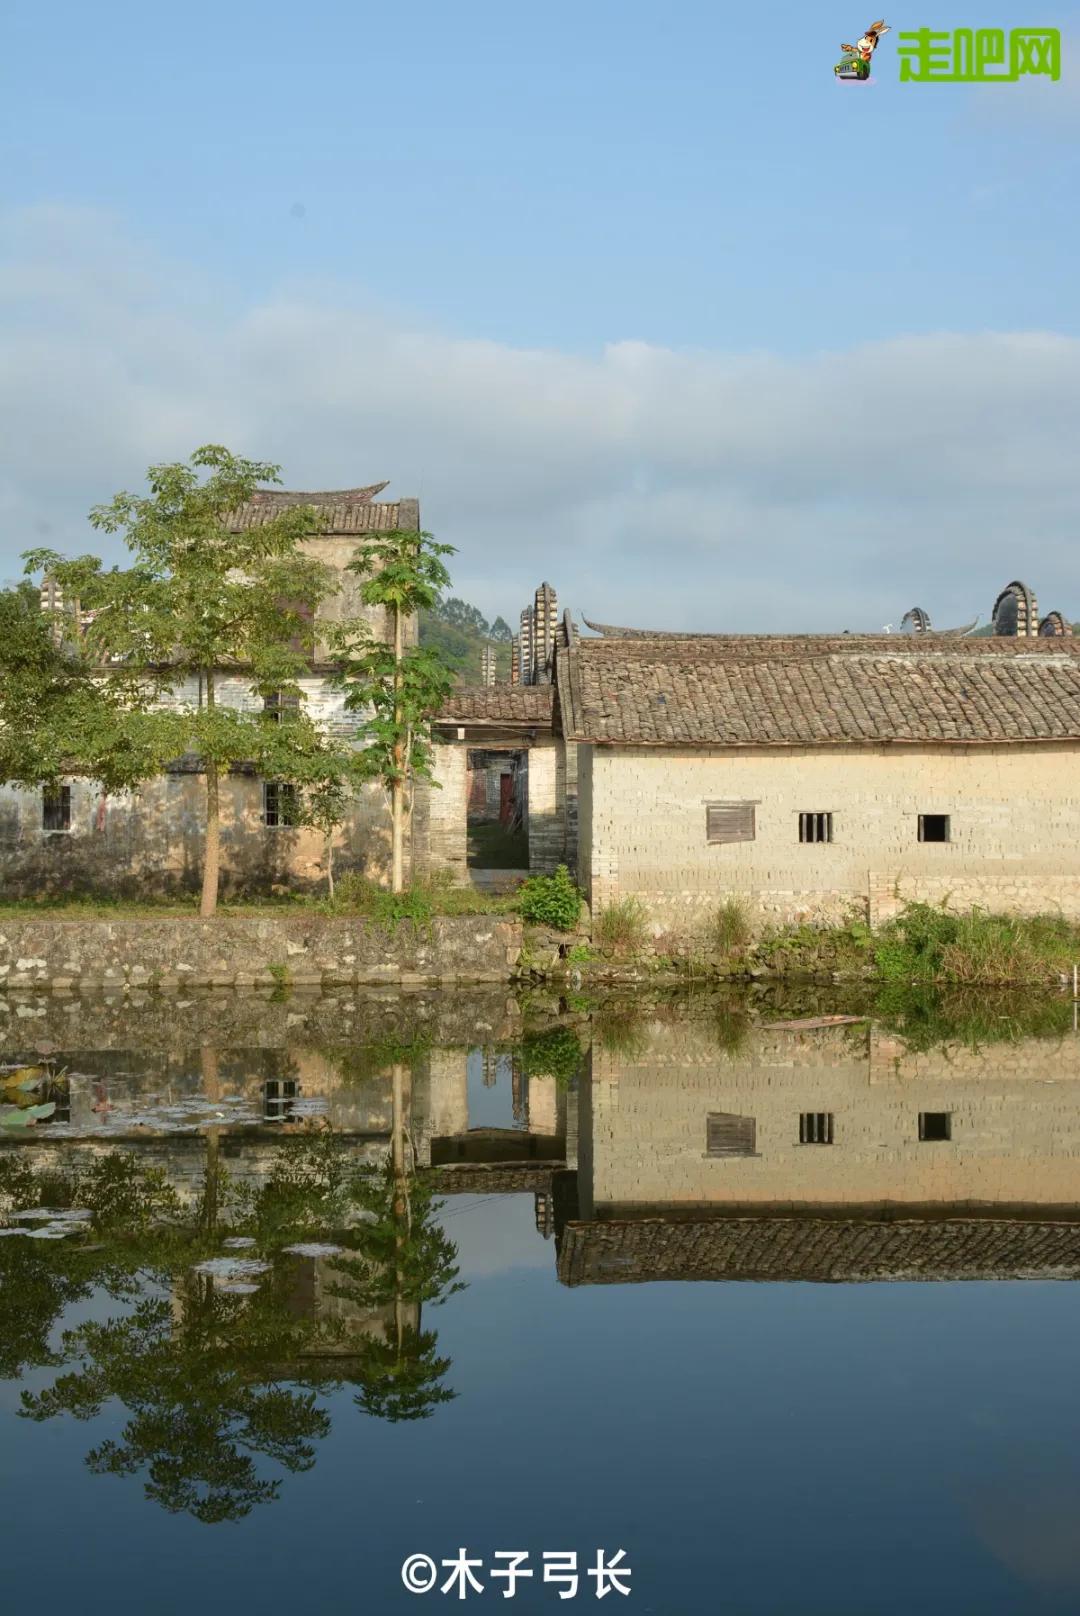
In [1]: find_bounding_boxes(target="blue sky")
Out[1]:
[3,1,1079,629]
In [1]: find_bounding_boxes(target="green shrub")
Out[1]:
[593,896,650,956]
[520,1025,585,1086]
[711,897,752,954]
[517,865,582,931]
[875,902,1079,987]
[873,986,1077,1050]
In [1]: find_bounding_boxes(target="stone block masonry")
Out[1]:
[0,915,523,992]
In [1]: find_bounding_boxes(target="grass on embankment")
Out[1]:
[751,903,1080,987]
[0,873,521,924]
[575,898,1080,989]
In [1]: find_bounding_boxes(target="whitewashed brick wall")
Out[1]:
[578,742,1080,928]
[588,1022,1080,1211]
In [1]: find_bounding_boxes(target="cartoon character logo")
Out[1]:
[835,19,890,80]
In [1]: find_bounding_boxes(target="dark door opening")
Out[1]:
[467,748,529,872]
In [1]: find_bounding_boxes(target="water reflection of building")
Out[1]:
[5,1035,575,1209]
[557,1020,1080,1285]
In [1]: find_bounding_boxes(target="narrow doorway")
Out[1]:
[466,748,529,885]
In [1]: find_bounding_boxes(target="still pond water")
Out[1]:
[3,985,1080,1615]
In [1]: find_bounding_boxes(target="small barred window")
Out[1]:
[799,1112,834,1145]
[799,812,833,844]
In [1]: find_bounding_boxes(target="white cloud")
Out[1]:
[3,203,1080,633]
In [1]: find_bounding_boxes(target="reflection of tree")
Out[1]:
[22,1274,331,1523]
[322,1062,463,1422]
[14,1067,465,1518]
[0,1151,181,1380]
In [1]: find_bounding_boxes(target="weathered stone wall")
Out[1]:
[0,769,391,898]
[0,983,522,1048]
[0,914,522,990]
[579,742,1080,931]
[300,527,419,662]
[587,1018,1080,1213]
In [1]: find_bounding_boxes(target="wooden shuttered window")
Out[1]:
[705,801,756,845]
[706,1112,757,1158]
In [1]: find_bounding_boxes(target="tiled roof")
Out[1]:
[558,1216,1080,1285]
[556,634,1080,747]
[229,484,418,535]
[438,685,555,725]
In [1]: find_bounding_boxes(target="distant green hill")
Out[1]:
[419,596,513,685]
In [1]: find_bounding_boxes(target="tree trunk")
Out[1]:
[200,1045,221,1237]
[391,1060,409,1352]
[200,671,220,919]
[326,830,335,901]
[391,602,405,892]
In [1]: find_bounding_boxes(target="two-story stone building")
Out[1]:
[0,483,417,897]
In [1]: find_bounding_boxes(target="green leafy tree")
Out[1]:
[436,596,490,636]
[24,446,340,916]
[332,529,455,892]
[0,583,181,798]
[291,752,374,901]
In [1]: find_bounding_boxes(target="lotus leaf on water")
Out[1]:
[0,1066,49,1092]
[0,1102,56,1128]
[192,1257,270,1283]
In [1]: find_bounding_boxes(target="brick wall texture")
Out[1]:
[577,742,1080,928]
[587,1020,1080,1213]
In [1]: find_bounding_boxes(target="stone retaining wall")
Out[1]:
[0,914,523,992]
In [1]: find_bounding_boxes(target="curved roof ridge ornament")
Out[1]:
[992,580,1038,637]
[1039,610,1074,637]
[900,607,932,633]
[940,616,980,637]
[580,617,708,639]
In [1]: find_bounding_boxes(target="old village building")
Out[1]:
[553,616,1080,932]
[1,483,418,897]
[6,496,1080,934]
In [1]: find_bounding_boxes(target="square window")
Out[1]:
[918,814,951,843]
[919,1111,952,1142]
[263,1078,299,1122]
[706,1112,757,1157]
[799,1111,834,1144]
[799,812,833,844]
[42,785,71,832]
[706,802,756,845]
[263,690,301,724]
[263,781,300,828]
